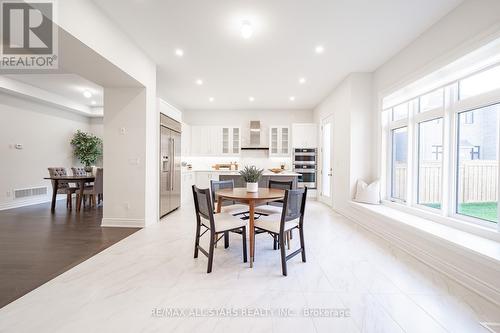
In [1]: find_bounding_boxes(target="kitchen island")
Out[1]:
[218,170,301,188]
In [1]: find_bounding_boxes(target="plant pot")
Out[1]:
[84,166,93,176]
[246,182,258,192]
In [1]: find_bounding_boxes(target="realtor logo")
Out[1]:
[1,0,58,69]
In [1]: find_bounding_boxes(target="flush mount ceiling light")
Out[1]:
[195,79,203,85]
[241,20,253,39]
[91,100,97,105]
[209,97,215,102]
[299,77,306,84]
[289,96,296,101]
[249,96,255,102]
[83,90,92,98]
[315,45,325,54]
[175,49,184,57]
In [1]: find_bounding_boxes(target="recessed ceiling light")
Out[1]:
[91,100,97,105]
[249,96,255,102]
[315,45,325,54]
[299,77,306,84]
[209,97,215,102]
[83,90,92,98]
[175,49,184,57]
[289,96,296,101]
[196,79,203,85]
[241,21,253,39]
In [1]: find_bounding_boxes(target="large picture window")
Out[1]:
[383,55,500,230]
[456,104,499,223]
[418,118,443,209]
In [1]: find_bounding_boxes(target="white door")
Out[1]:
[319,115,334,206]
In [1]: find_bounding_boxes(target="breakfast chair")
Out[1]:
[211,179,250,248]
[192,185,247,273]
[71,167,94,207]
[254,187,308,276]
[47,167,77,210]
[255,180,294,249]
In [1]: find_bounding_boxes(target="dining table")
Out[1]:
[215,187,285,268]
[44,175,95,213]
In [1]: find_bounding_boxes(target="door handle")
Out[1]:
[171,139,175,191]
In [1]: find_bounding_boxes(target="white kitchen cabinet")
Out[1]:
[222,127,241,155]
[190,126,222,156]
[292,123,318,148]
[181,171,195,203]
[181,122,191,156]
[195,171,219,189]
[269,126,290,156]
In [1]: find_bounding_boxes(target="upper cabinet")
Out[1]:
[292,123,318,148]
[269,126,290,156]
[191,126,222,156]
[222,127,241,155]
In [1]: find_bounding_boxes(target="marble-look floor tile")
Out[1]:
[0,201,498,333]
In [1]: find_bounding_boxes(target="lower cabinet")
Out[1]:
[181,172,195,204]
[194,172,220,190]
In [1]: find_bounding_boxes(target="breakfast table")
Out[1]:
[215,187,285,267]
[44,175,95,213]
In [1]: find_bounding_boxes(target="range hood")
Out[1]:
[241,121,269,150]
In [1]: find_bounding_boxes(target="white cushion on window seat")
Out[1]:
[254,215,298,234]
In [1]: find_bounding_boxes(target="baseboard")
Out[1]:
[336,204,500,307]
[101,217,145,228]
[0,195,65,211]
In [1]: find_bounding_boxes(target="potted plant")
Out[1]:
[70,130,103,174]
[239,166,263,192]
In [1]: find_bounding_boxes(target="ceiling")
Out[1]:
[4,74,104,107]
[93,0,463,110]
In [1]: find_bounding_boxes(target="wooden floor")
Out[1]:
[0,201,139,308]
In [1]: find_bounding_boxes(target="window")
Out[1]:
[391,127,408,202]
[392,103,409,121]
[459,66,500,100]
[456,104,499,223]
[420,89,444,113]
[417,119,443,209]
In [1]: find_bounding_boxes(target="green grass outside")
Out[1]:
[423,202,498,223]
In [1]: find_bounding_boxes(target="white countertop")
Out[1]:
[182,169,300,176]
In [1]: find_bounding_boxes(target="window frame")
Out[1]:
[382,66,500,232]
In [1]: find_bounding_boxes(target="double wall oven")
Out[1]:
[293,148,317,189]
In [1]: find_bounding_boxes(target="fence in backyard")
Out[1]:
[393,160,498,204]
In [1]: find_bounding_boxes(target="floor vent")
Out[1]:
[481,322,500,333]
[14,186,48,199]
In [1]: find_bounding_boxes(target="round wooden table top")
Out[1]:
[216,187,285,200]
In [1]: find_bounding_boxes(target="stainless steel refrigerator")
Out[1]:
[160,114,181,217]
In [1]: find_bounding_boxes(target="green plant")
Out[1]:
[239,165,263,183]
[70,130,103,169]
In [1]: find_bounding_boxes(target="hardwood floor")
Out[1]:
[0,201,139,308]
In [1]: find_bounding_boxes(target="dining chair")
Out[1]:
[210,179,250,248]
[80,168,103,207]
[47,167,77,210]
[255,180,294,250]
[192,185,247,273]
[254,187,308,276]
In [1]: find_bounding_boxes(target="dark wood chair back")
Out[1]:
[280,187,308,233]
[210,179,236,207]
[192,185,215,231]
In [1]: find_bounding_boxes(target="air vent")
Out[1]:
[14,186,48,199]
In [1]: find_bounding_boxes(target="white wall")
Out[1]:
[0,93,97,209]
[372,0,500,178]
[313,73,373,212]
[56,0,158,227]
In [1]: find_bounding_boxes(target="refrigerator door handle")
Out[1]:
[171,138,175,191]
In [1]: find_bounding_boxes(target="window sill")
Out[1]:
[349,201,500,264]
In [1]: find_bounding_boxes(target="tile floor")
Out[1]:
[0,201,499,333]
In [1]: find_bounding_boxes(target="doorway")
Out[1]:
[320,115,334,206]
